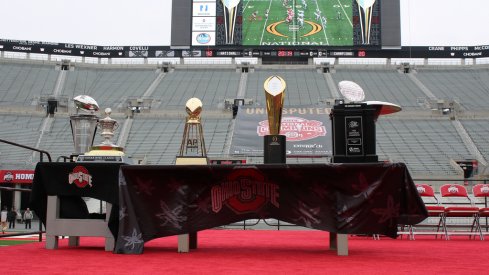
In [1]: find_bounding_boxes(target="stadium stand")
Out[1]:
[62,67,157,108]
[0,62,58,106]
[246,68,332,106]
[332,68,428,109]
[151,69,241,108]
[1,57,489,184]
[415,68,489,110]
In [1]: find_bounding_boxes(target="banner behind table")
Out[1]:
[231,106,332,156]
[115,163,427,254]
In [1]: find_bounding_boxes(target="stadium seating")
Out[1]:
[0,59,487,182]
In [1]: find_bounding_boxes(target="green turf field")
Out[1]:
[0,239,36,246]
[242,0,353,46]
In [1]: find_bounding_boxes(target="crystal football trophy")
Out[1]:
[263,76,287,164]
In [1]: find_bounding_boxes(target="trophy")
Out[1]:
[76,103,127,162]
[175,97,208,165]
[221,0,241,44]
[70,95,99,158]
[175,98,208,253]
[263,76,287,164]
[332,80,401,163]
[356,0,376,44]
[85,108,125,156]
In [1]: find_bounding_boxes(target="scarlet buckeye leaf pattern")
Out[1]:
[372,195,400,226]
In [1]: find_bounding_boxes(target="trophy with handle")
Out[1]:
[263,76,287,164]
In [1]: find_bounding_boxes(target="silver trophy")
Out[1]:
[85,107,125,157]
[70,95,99,155]
[96,108,119,147]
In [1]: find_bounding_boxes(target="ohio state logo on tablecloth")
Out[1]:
[211,168,279,214]
[68,166,93,188]
[257,116,326,141]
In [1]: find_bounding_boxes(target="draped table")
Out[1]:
[114,163,427,254]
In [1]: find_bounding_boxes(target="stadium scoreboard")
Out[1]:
[1,0,489,59]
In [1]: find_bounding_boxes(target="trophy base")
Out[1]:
[76,145,129,163]
[175,156,208,165]
[264,135,286,164]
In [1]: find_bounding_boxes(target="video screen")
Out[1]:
[242,0,353,46]
[191,0,380,47]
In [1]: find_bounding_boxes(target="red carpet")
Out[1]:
[1,230,488,274]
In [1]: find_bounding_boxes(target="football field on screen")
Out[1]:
[242,0,353,46]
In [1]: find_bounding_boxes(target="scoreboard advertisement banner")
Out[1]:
[1,40,488,58]
[231,106,332,156]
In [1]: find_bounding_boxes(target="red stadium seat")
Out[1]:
[410,184,447,239]
[472,184,489,235]
[440,184,483,240]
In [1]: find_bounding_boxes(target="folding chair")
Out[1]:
[411,184,446,239]
[440,184,483,240]
[472,184,489,238]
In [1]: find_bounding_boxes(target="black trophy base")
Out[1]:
[332,155,378,163]
[264,135,286,164]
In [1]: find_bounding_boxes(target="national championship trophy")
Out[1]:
[263,76,287,164]
[175,98,208,253]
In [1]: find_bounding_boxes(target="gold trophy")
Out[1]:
[175,97,208,165]
[264,76,286,135]
[221,0,241,44]
[175,98,208,253]
[263,76,287,163]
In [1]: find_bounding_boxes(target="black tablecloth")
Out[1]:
[30,162,122,236]
[114,163,428,254]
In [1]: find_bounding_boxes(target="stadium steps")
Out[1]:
[407,73,437,100]
[237,72,248,98]
[116,117,134,149]
[451,119,487,166]
[53,70,66,97]
[324,73,340,98]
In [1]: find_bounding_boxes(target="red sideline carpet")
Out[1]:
[1,230,488,275]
